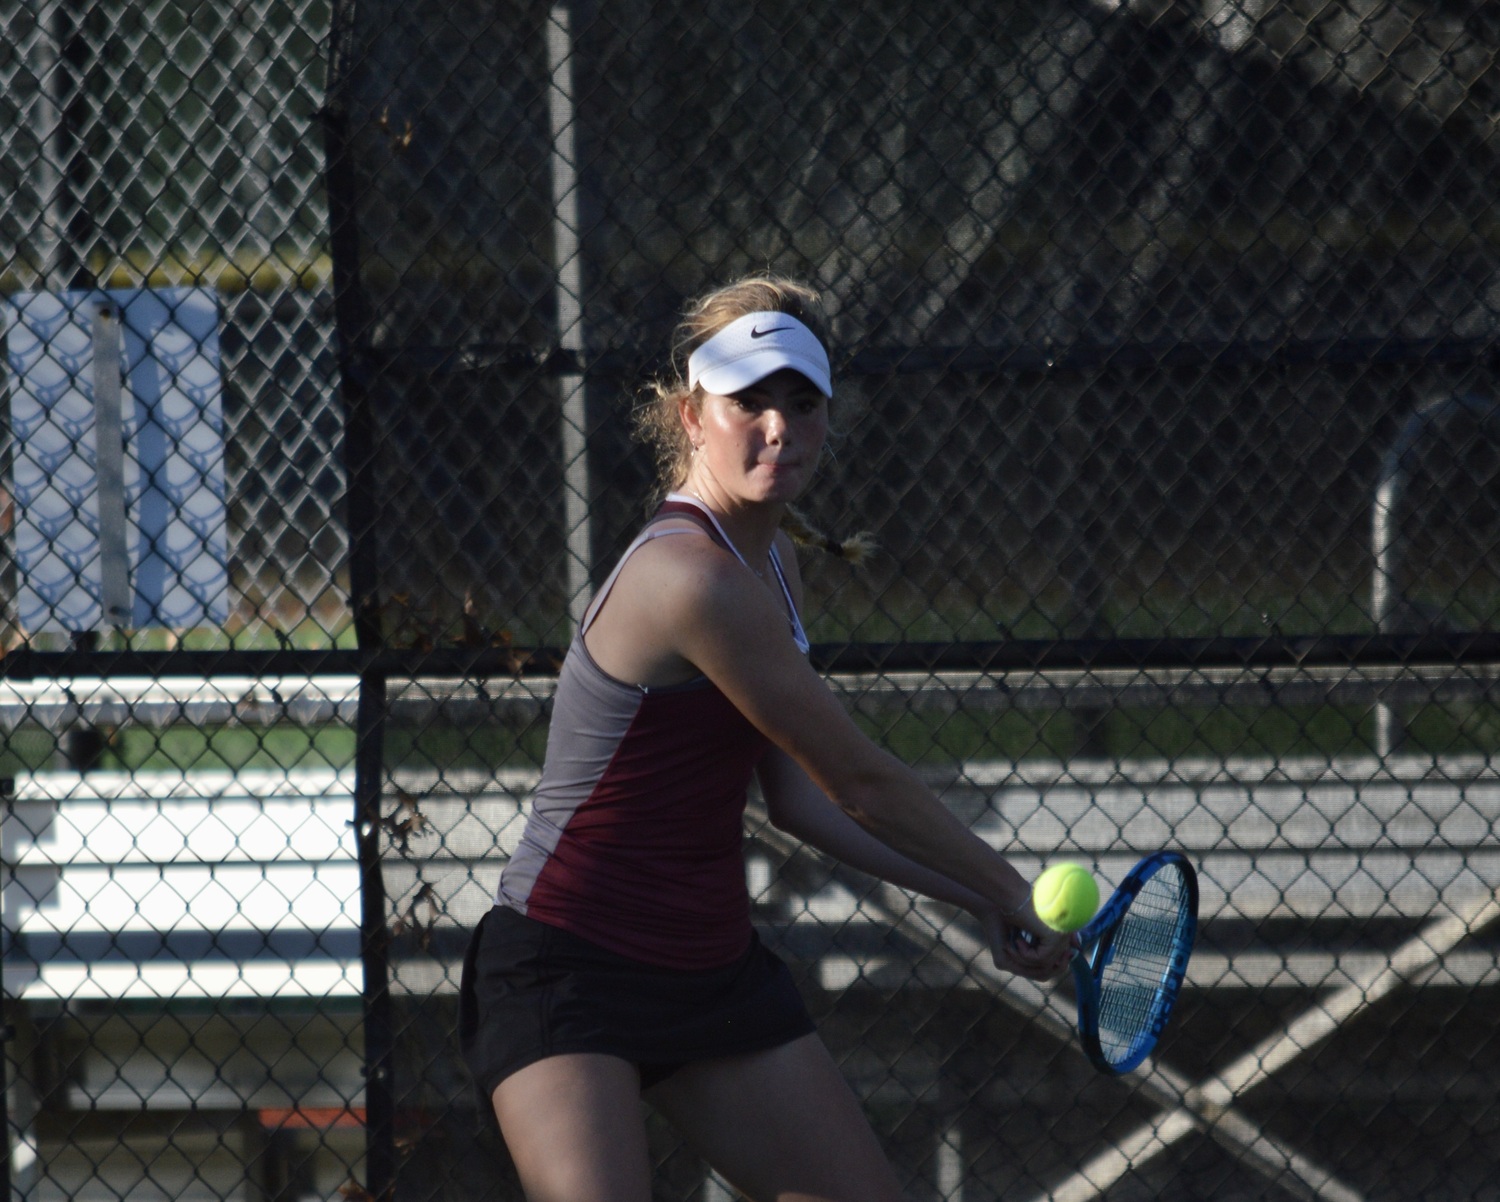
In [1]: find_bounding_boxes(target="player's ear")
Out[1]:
[679,392,705,447]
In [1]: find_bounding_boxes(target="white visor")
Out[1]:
[686,311,832,398]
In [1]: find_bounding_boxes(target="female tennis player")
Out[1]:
[460,276,1072,1201]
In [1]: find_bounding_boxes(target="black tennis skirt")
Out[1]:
[458,905,815,1106]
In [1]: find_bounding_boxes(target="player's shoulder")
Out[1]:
[625,518,744,601]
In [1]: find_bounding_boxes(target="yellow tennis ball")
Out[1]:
[1032,863,1099,933]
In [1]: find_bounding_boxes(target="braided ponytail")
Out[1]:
[779,506,876,565]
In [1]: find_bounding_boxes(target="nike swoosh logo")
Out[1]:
[750,325,793,339]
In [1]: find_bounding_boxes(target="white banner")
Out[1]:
[4,287,229,634]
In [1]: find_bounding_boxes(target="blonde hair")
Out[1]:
[633,275,873,564]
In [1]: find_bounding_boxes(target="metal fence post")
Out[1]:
[1371,393,1500,758]
[546,2,594,637]
[325,5,399,1182]
[355,673,394,1198]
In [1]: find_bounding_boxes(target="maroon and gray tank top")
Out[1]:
[495,494,809,969]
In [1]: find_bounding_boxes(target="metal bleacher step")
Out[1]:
[6,754,1498,1003]
[3,768,360,1001]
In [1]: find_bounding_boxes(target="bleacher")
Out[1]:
[5,670,1499,1201]
[4,766,360,1003]
[8,670,1499,1006]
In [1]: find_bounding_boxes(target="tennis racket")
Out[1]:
[1020,850,1198,1074]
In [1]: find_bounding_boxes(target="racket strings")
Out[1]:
[1094,869,1191,1063]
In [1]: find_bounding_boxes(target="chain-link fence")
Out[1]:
[3,0,1499,1199]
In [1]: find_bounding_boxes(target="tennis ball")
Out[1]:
[1032,863,1099,933]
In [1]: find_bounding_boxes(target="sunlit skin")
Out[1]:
[679,368,829,569]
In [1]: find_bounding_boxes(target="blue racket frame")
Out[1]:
[1071,850,1198,1075]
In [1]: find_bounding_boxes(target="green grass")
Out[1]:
[850,699,1500,766]
[114,725,355,773]
[1,724,354,775]
[7,691,1496,780]
[382,721,550,774]
[798,570,1453,645]
[14,617,360,655]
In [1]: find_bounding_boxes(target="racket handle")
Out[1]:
[1011,926,1080,960]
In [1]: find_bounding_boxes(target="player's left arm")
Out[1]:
[760,534,987,904]
[757,746,987,913]
[764,533,1059,976]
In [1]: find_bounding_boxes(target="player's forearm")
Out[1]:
[827,753,1031,916]
[772,790,990,912]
